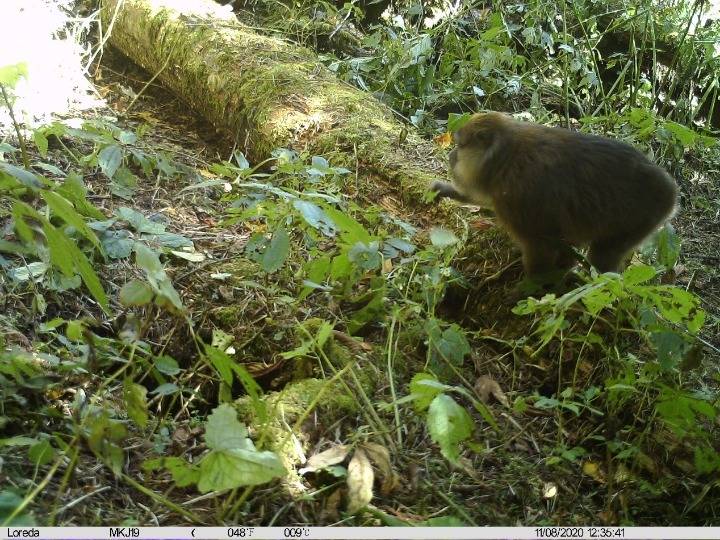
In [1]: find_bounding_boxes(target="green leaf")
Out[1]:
[694,446,720,474]
[143,231,193,249]
[330,253,353,281]
[300,256,331,300]
[429,323,471,367]
[230,363,267,424]
[43,223,75,277]
[116,207,165,234]
[197,404,285,491]
[63,231,109,312]
[662,121,698,148]
[34,131,49,157]
[447,113,472,132]
[409,373,446,412]
[155,278,184,313]
[0,142,18,155]
[203,345,234,386]
[0,62,28,86]
[205,404,252,451]
[98,144,123,178]
[154,355,181,376]
[348,241,382,271]
[151,383,179,396]
[197,447,286,492]
[85,410,126,475]
[347,285,386,334]
[651,330,686,370]
[144,457,200,487]
[426,394,473,464]
[323,206,372,244]
[656,224,681,269]
[102,231,134,259]
[293,200,336,236]
[262,227,290,273]
[429,227,459,248]
[119,279,154,306]
[65,320,84,341]
[35,162,64,177]
[123,379,149,428]
[28,440,55,467]
[421,516,468,527]
[58,173,106,219]
[0,490,36,526]
[8,262,48,282]
[41,220,109,312]
[1,161,46,189]
[135,243,164,274]
[0,239,30,255]
[384,237,415,257]
[0,437,37,447]
[111,167,139,200]
[623,264,656,285]
[167,459,201,487]
[42,191,102,250]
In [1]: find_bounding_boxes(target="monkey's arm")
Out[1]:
[430,181,474,204]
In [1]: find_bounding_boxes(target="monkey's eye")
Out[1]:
[453,134,466,148]
[473,131,491,145]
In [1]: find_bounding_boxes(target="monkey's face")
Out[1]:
[447,113,505,206]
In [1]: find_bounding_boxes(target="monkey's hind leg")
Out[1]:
[512,239,568,296]
[555,243,580,272]
[520,239,569,280]
[588,236,641,273]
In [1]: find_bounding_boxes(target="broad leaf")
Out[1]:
[262,227,290,273]
[427,394,473,464]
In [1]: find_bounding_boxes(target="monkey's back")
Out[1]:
[490,122,678,246]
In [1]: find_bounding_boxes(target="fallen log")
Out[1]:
[100,0,451,219]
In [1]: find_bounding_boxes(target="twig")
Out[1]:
[0,84,30,168]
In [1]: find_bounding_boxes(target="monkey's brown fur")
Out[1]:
[431,112,679,279]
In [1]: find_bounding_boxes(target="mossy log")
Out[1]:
[100,0,450,215]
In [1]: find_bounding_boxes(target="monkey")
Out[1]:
[431,112,679,283]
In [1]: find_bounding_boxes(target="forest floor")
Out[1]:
[4,44,719,526]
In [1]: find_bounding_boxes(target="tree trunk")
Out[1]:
[100,0,449,218]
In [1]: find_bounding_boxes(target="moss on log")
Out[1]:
[100,0,449,213]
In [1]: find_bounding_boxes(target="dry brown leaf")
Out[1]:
[433,131,452,148]
[332,330,372,353]
[542,482,558,499]
[379,196,400,215]
[469,217,494,230]
[172,427,191,445]
[299,444,350,475]
[361,443,391,475]
[582,460,605,483]
[633,451,658,475]
[320,488,343,522]
[598,509,617,524]
[346,448,374,514]
[134,111,157,124]
[362,442,400,495]
[217,285,234,302]
[474,375,509,407]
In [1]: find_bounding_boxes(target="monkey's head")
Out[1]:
[448,112,510,204]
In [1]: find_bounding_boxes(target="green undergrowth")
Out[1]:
[1,37,720,526]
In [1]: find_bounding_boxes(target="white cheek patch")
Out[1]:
[451,149,495,208]
[452,160,473,187]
